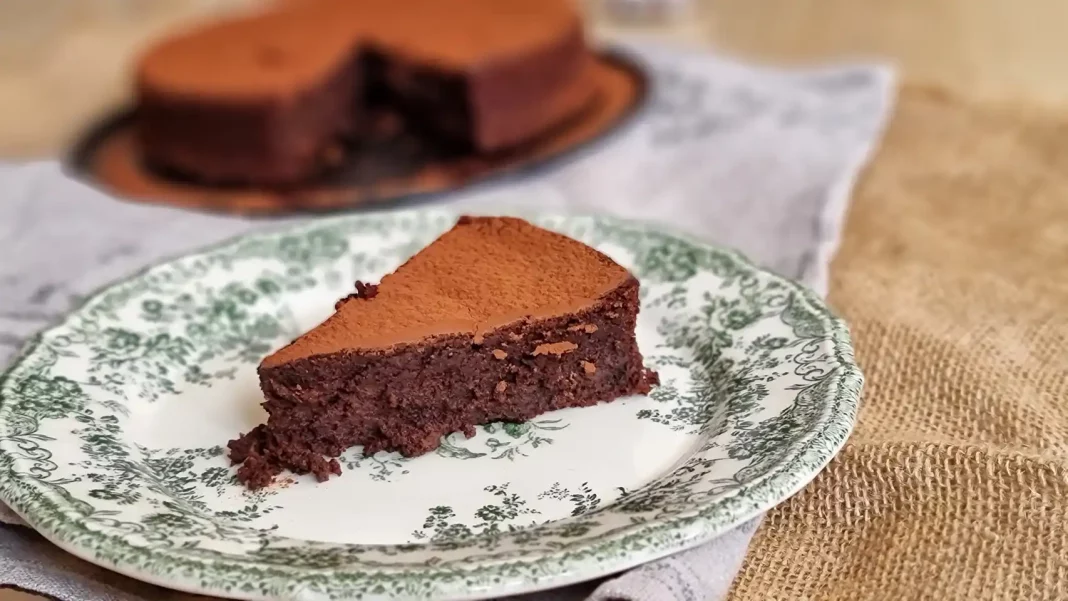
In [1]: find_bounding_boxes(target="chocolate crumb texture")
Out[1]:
[354,280,379,299]
[334,280,379,310]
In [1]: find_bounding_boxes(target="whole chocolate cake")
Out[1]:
[228,216,659,489]
[136,0,595,185]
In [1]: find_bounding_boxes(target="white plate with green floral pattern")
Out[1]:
[0,209,861,601]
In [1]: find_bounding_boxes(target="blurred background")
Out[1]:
[3,0,1068,160]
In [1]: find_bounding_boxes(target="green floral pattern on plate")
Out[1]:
[0,210,862,600]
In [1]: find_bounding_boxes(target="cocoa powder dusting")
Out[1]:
[264,217,631,366]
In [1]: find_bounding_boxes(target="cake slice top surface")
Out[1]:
[138,0,581,98]
[261,216,632,367]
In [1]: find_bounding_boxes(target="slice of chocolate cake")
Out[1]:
[228,216,658,489]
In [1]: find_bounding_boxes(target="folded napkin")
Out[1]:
[0,42,895,601]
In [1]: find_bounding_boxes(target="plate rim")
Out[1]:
[0,208,863,600]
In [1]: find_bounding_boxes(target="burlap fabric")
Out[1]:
[729,86,1068,600]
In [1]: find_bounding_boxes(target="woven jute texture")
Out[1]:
[728,86,1068,600]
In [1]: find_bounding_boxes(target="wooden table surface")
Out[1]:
[1,0,1065,599]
